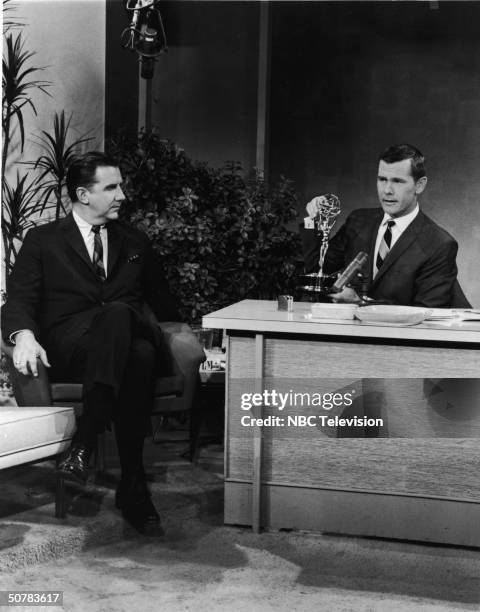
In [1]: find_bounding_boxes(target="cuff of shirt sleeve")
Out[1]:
[8,329,30,345]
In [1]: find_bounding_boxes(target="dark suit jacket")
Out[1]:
[301,207,469,308]
[1,213,180,368]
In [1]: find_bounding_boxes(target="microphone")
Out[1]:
[121,0,168,79]
[330,252,368,293]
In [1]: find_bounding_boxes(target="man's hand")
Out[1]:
[306,197,323,219]
[12,330,50,377]
[329,286,362,304]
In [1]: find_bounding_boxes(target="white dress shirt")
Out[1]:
[373,204,419,277]
[72,209,108,275]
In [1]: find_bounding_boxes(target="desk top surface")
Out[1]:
[203,300,480,344]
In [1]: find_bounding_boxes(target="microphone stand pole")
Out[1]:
[138,70,152,131]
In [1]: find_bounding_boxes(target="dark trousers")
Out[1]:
[56,302,157,478]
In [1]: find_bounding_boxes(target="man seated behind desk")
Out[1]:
[301,143,470,308]
[1,151,181,534]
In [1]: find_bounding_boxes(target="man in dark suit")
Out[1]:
[301,144,470,308]
[2,152,179,533]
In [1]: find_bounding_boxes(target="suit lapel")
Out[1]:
[366,210,383,262]
[106,221,125,276]
[371,211,424,287]
[361,210,383,285]
[60,213,95,275]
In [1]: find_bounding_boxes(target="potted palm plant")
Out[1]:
[23,110,93,220]
[2,0,50,273]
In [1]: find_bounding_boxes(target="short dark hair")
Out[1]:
[66,151,119,202]
[379,144,426,182]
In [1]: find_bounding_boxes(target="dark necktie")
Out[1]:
[91,225,106,281]
[375,219,395,274]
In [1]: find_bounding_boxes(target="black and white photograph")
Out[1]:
[1,0,480,610]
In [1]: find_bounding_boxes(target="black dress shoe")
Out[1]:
[57,443,92,485]
[115,477,162,534]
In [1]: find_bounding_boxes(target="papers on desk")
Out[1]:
[425,309,480,321]
[310,303,357,320]
[308,304,480,326]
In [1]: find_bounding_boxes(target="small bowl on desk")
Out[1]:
[354,305,431,326]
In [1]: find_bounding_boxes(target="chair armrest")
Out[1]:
[156,322,205,413]
[1,340,53,407]
[157,321,206,377]
[141,304,205,370]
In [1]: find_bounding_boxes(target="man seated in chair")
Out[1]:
[1,151,181,534]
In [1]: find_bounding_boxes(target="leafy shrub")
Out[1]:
[109,130,303,322]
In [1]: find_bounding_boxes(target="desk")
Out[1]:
[203,300,480,545]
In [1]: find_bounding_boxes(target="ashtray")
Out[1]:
[354,305,430,325]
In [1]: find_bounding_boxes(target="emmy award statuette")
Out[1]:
[298,193,341,300]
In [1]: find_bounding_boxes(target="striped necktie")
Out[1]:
[91,225,106,281]
[375,219,395,274]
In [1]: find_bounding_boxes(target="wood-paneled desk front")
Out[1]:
[203,300,480,545]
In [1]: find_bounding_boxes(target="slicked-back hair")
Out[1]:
[379,144,426,182]
[66,151,119,203]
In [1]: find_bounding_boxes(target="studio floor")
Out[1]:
[1,422,480,612]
